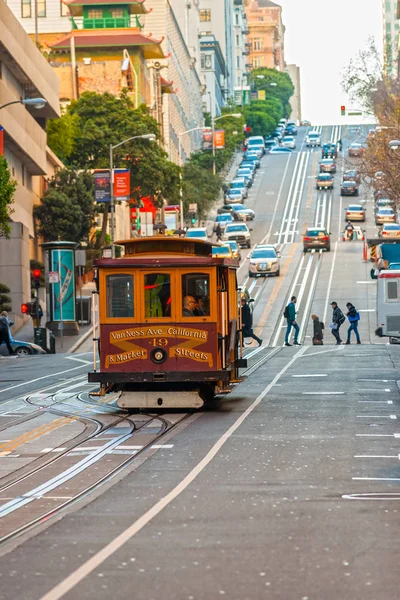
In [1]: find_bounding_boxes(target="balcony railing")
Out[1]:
[71,15,143,30]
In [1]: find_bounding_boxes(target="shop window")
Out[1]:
[111,8,123,17]
[200,8,211,21]
[88,9,103,18]
[144,273,171,318]
[106,274,134,318]
[181,273,210,317]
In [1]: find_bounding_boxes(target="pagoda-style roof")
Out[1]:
[64,0,148,16]
[160,76,174,94]
[50,29,165,59]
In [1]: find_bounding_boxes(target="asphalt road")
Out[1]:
[1,124,399,600]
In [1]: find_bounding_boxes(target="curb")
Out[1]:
[67,326,94,354]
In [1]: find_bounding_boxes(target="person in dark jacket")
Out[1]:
[345,302,361,344]
[215,223,222,241]
[0,311,16,355]
[330,301,345,345]
[241,297,262,346]
[311,314,324,345]
[284,296,300,346]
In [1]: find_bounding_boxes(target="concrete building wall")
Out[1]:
[0,0,60,329]
[287,63,301,124]
[7,0,71,35]
[245,0,285,72]
[383,0,399,78]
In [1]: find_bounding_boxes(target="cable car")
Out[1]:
[88,236,247,409]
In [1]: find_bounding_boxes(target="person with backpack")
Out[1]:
[345,302,361,344]
[330,301,345,345]
[0,311,16,356]
[284,296,300,347]
[311,314,324,345]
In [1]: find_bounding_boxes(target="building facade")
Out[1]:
[0,0,60,328]
[245,0,285,72]
[200,35,227,117]
[286,63,301,124]
[233,0,250,105]
[383,0,399,78]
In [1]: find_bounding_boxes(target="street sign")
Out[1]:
[75,249,86,267]
[48,271,59,284]
[348,112,363,116]
[189,203,198,213]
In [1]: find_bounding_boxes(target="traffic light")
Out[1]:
[21,302,32,315]
[191,213,196,225]
[341,105,346,116]
[32,268,41,289]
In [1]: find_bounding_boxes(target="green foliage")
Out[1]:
[243,107,276,137]
[34,189,83,242]
[34,169,95,244]
[47,113,80,163]
[182,162,222,219]
[0,156,16,239]
[0,283,11,313]
[251,68,295,118]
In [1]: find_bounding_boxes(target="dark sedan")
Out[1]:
[340,180,359,196]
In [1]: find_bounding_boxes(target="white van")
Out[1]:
[246,135,265,155]
[375,269,400,340]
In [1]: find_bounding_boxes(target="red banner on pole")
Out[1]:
[214,130,225,149]
[0,127,4,155]
[113,169,130,200]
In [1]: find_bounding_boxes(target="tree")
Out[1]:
[244,106,276,137]
[34,189,84,242]
[47,113,80,163]
[341,37,383,115]
[251,68,294,118]
[182,163,222,219]
[0,156,16,239]
[0,283,11,313]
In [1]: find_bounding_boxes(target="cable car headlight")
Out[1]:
[151,348,167,364]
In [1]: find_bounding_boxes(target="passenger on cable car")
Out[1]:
[194,297,206,316]
[183,295,197,316]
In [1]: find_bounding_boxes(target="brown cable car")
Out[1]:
[88,237,247,409]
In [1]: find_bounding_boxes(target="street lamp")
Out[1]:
[0,97,47,110]
[212,113,242,175]
[109,133,156,257]
[178,126,204,229]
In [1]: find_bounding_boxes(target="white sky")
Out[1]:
[278,0,383,125]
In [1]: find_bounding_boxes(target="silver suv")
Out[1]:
[305,131,321,147]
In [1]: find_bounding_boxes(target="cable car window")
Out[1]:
[106,274,134,318]
[387,280,398,301]
[144,273,171,317]
[181,273,210,317]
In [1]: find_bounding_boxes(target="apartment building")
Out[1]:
[234,0,250,105]
[0,0,60,327]
[286,64,301,124]
[245,0,285,72]
[383,0,399,78]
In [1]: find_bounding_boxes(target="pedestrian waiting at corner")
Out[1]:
[329,301,345,345]
[284,296,301,347]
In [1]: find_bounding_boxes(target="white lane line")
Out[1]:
[354,455,399,458]
[278,152,302,245]
[65,357,92,365]
[291,374,328,378]
[356,433,399,437]
[352,477,400,481]
[356,281,375,284]
[0,364,90,395]
[302,392,345,395]
[358,309,375,312]
[358,388,391,392]
[299,252,321,338]
[287,152,309,244]
[271,253,306,347]
[358,379,395,382]
[322,240,338,325]
[260,153,292,245]
[356,415,397,419]
[301,346,344,357]
[38,346,307,600]
[358,400,393,404]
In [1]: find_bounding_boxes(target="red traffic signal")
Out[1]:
[341,105,346,116]
[21,303,31,315]
[32,268,41,289]
[32,269,41,278]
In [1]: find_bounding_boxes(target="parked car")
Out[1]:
[345,204,366,221]
[243,152,260,168]
[303,228,331,252]
[214,213,234,232]
[348,143,365,157]
[211,245,234,259]
[229,178,248,199]
[340,180,359,196]
[273,128,284,141]
[224,240,241,260]
[220,203,255,221]
[285,122,297,136]
[225,189,244,203]
[375,198,394,213]
[379,224,400,238]
[376,208,396,225]
[319,158,336,173]
[343,169,360,183]
[223,223,252,248]
[282,135,296,149]
[0,337,46,356]
[301,120,311,126]
[316,173,334,190]
[246,135,265,155]
[321,142,338,158]
[185,227,209,241]
[240,161,256,175]
[248,245,280,277]
[264,140,279,153]
[305,131,321,147]
[269,147,293,155]
[236,169,253,187]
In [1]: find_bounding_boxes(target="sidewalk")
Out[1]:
[13,282,96,354]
